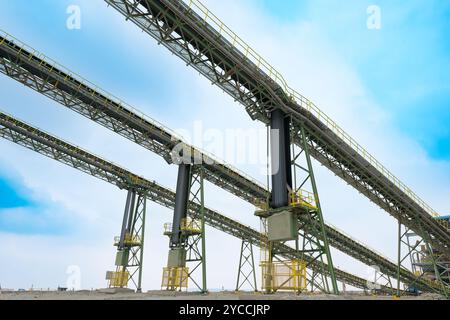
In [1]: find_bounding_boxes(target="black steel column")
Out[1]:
[119,189,136,250]
[270,109,292,208]
[171,164,192,246]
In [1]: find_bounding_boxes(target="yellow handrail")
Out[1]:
[114,234,142,245]
[163,218,202,233]
[1,6,441,220]
[289,190,317,209]
[181,217,202,233]
[183,0,440,218]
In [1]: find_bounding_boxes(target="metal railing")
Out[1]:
[0,30,184,142]
[163,218,202,233]
[0,29,266,191]
[161,267,189,289]
[290,190,317,209]
[181,217,202,233]
[113,234,142,246]
[2,111,262,236]
[325,221,393,263]
[1,6,441,222]
[182,0,440,218]
[164,222,173,234]
[0,110,151,187]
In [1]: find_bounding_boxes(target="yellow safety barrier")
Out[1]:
[1,23,444,222]
[114,233,142,246]
[162,267,189,290]
[254,199,269,211]
[261,260,307,292]
[289,190,317,209]
[181,218,202,233]
[108,270,130,288]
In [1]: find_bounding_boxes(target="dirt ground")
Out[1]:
[0,289,445,300]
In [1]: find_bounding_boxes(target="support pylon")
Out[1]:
[162,164,207,293]
[107,189,146,292]
[257,110,338,295]
[292,125,338,294]
[236,240,258,292]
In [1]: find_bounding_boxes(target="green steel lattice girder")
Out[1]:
[0,32,444,294]
[0,111,403,294]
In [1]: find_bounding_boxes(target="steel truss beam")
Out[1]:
[0,111,399,293]
[0,34,443,293]
[0,35,442,290]
[396,223,449,298]
[185,166,207,293]
[101,0,449,255]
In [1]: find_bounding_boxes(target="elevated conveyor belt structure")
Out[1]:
[0,110,399,294]
[0,31,444,294]
[102,0,449,254]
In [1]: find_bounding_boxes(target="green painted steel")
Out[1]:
[397,220,401,298]
[299,125,338,294]
[0,31,446,293]
[0,31,445,292]
[101,0,449,256]
[199,168,207,293]
[235,240,257,292]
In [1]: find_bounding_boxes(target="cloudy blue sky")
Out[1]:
[0,0,449,291]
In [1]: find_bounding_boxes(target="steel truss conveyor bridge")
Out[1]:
[1,0,449,296]
[0,111,394,293]
[101,0,450,254]
[0,30,446,295]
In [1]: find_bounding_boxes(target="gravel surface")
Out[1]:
[0,289,445,300]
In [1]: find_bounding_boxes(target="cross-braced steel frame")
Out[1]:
[0,111,401,293]
[0,32,444,294]
[235,240,257,292]
[102,0,450,257]
[291,125,338,294]
[261,123,338,295]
